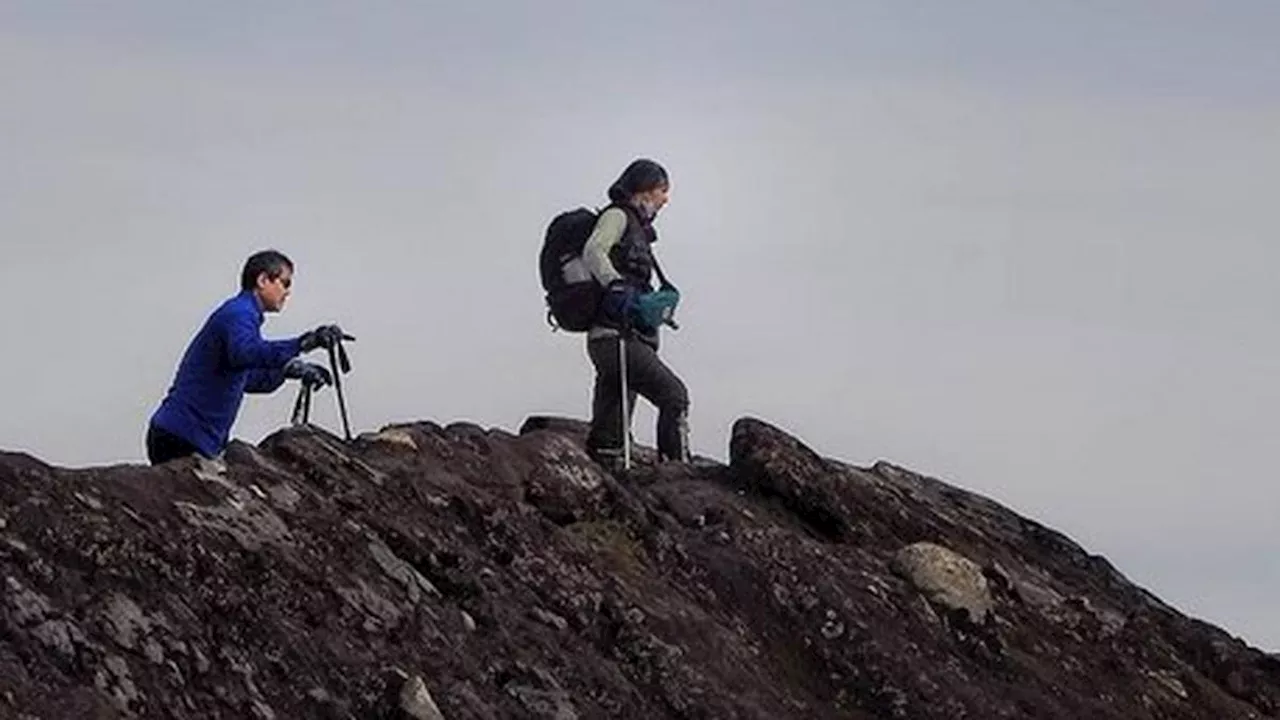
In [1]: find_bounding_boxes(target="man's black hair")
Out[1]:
[240,250,294,291]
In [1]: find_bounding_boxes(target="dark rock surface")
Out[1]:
[0,415,1275,718]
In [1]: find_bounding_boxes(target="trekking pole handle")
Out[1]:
[336,342,352,374]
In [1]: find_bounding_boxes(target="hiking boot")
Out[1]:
[587,446,626,474]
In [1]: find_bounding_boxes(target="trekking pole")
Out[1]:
[619,329,631,471]
[290,381,312,426]
[327,336,355,441]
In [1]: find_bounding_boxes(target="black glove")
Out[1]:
[600,281,639,326]
[299,324,350,352]
[283,359,333,388]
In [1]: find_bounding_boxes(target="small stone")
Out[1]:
[166,660,185,687]
[98,655,139,711]
[31,620,76,659]
[398,675,446,720]
[267,483,303,512]
[368,541,440,604]
[306,687,332,703]
[74,492,104,511]
[6,578,52,625]
[250,698,276,719]
[531,607,569,632]
[1146,669,1189,699]
[103,593,149,651]
[461,610,477,632]
[144,639,165,664]
[193,455,228,482]
[507,684,579,720]
[364,428,419,451]
[982,560,1015,596]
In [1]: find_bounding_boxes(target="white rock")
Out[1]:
[399,675,446,720]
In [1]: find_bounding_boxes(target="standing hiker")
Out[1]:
[581,159,690,469]
[145,250,346,465]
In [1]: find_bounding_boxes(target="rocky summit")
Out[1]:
[0,416,1276,719]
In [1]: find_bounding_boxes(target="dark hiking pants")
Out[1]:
[586,335,690,462]
[146,425,201,465]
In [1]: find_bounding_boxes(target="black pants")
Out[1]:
[146,425,201,465]
[586,336,689,462]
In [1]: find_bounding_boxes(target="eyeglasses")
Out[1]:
[273,275,293,289]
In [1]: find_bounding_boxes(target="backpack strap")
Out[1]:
[651,254,674,291]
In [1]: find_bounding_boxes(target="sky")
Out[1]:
[2,1,1278,649]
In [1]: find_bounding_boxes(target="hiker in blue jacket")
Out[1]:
[145,250,346,465]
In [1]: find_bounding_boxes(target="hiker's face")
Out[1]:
[255,267,293,313]
[635,184,670,216]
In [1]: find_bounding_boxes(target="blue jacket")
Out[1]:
[150,291,302,457]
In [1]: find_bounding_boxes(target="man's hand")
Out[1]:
[299,324,351,352]
[283,359,333,388]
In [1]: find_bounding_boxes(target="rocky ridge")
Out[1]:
[0,415,1276,719]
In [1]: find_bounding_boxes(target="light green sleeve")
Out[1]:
[582,207,627,286]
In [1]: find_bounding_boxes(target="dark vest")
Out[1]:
[607,204,658,292]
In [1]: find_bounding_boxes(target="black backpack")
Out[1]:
[539,207,602,331]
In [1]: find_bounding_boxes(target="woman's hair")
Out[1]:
[607,159,669,204]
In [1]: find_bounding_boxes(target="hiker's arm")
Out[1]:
[583,208,627,286]
[244,369,287,394]
[223,311,301,370]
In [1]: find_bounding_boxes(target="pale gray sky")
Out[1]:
[3,1,1278,649]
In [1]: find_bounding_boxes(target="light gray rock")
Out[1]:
[399,675,446,720]
[893,542,993,623]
